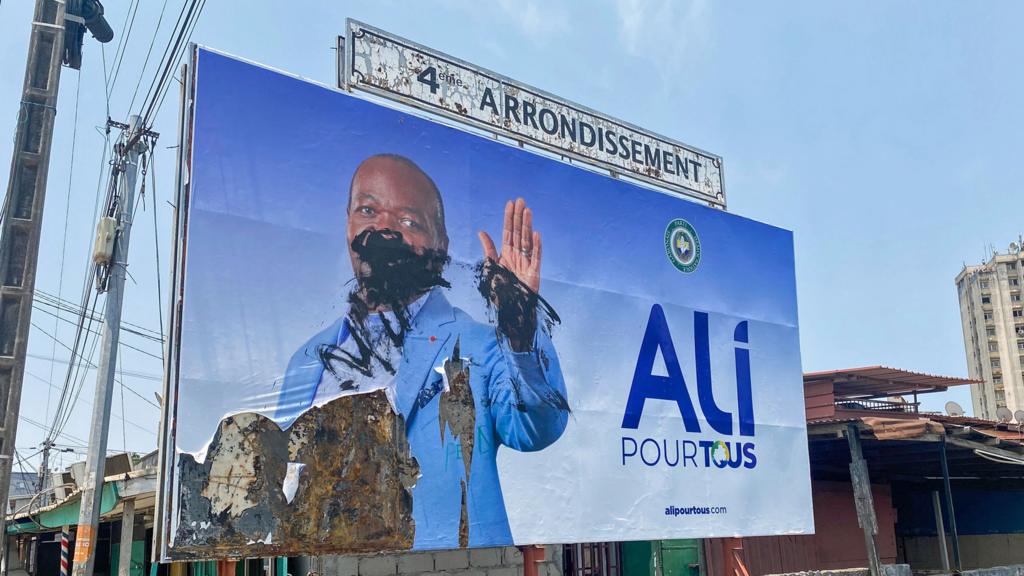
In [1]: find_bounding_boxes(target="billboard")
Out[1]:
[157,47,812,560]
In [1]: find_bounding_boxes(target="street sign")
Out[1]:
[340,19,726,208]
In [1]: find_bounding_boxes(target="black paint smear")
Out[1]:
[349,228,450,323]
[474,259,569,414]
[474,259,560,350]
[318,229,450,381]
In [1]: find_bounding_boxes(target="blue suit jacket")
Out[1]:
[275,288,568,549]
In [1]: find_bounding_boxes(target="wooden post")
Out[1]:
[939,436,961,571]
[931,491,950,572]
[118,500,135,576]
[846,424,882,576]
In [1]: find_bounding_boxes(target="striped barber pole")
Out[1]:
[60,527,70,576]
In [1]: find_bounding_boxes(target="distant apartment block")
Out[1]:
[956,239,1024,419]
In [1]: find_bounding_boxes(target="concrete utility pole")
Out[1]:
[70,115,148,576]
[0,1,112,559]
[0,3,67,562]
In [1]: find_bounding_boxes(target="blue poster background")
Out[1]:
[168,48,812,553]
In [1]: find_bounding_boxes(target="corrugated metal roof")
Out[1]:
[804,365,980,399]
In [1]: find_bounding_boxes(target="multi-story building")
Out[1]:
[956,239,1024,419]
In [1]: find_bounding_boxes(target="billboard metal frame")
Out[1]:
[154,45,198,563]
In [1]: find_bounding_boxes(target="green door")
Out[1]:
[621,540,703,576]
[659,539,703,576]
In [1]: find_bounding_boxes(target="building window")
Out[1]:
[990,342,999,352]
[1012,278,1021,287]
[983,295,992,304]
[981,280,990,289]
[996,390,1006,402]
[1014,294,1022,302]
[994,375,1003,384]
[985,312,994,321]
[992,359,1001,368]
[1019,341,1024,351]
[1015,309,1024,318]
[1008,262,1018,271]
[988,327,997,337]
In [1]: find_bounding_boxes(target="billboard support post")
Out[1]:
[521,545,544,576]
[71,115,148,576]
[846,424,882,576]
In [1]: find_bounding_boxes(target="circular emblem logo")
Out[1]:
[665,219,701,273]
[710,440,731,467]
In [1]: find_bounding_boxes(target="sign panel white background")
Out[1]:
[344,20,726,208]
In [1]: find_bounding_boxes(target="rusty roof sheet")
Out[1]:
[804,365,980,399]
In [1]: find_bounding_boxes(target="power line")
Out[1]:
[32,303,164,359]
[140,0,206,128]
[46,284,102,444]
[118,345,126,450]
[34,288,164,340]
[22,369,156,437]
[105,0,141,100]
[47,68,83,427]
[26,352,162,382]
[126,0,172,115]
[19,416,88,448]
[135,0,193,122]
[150,0,206,126]
[27,321,162,410]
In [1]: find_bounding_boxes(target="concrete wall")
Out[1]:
[299,545,563,576]
[900,535,1024,570]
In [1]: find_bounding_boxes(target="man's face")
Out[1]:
[346,157,447,279]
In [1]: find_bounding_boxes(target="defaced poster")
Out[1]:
[157,47,813,560]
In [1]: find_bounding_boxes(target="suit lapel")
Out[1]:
[394,289,457,424]
[279,316,348,422]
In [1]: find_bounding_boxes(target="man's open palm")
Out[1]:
[477,197,542,293]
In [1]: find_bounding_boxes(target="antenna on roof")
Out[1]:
[996,406,1013,424]
[945,401,965,417]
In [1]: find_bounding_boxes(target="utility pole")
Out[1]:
[0,4,68,564]
[37,439,56,493]
[70,115,149,576]
[0,1,112,565]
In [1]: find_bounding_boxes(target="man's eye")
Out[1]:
[357,206,374,216]
[399,218,420,229]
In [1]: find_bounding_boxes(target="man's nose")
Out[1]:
[370,210,401,231]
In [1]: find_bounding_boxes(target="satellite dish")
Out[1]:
[997,406,1013,423]
[945,401,965,417]
[1014,410,1024,424]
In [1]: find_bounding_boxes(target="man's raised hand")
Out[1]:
[477,197,542,294]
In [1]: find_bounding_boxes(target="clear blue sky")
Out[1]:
[2,0,1021,470]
